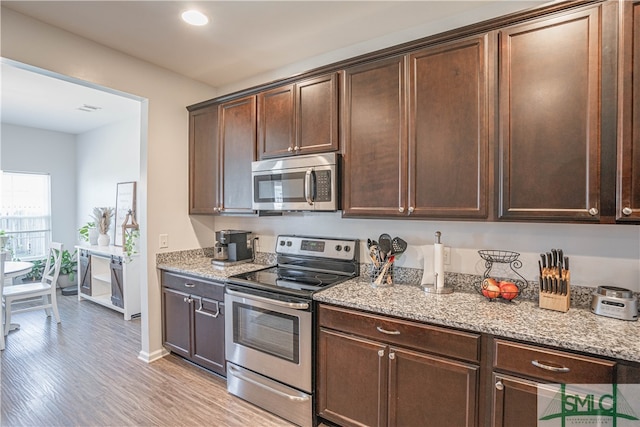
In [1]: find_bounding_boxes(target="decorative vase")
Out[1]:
[98,233,110,246]
[88,227,99,245]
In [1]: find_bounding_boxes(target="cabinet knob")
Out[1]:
[495,380,504,391]
[588,207,599,216]
[378,349,385,357]
[408,206,414,214]
[294,146,300,151]
[623,207,633,216]
[183,297,191,303]
[288,147,293,152]
[389,352,395,360]
[398,207,404,213]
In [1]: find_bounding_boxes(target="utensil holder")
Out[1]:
[539,278,570,312]
[370,261,394,288]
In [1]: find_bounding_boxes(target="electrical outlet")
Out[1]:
[159,234,168,249]
[443,246,451,265]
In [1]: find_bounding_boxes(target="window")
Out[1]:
[0,172,52,260]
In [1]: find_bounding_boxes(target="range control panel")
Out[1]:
[275,235,357,261]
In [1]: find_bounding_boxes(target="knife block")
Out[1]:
[539,279,570,312]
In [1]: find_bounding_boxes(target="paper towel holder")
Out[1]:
[422,273,454,294]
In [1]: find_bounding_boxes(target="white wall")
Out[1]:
[1,123,77,253]
[1,7,218,362]
[76,117,141,238]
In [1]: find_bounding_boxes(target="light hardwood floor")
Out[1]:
[1,290,295,427]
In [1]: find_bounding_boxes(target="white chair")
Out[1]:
[3,242,63,335]
[0,251,6,350]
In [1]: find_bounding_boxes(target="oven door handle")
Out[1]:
[226,288,310,310]
[228,365,311,403]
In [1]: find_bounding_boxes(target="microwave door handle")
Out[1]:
[304,169,314,205]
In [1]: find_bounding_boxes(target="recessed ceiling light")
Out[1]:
[181,10,209,26]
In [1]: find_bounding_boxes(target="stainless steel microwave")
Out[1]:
[251,153,338,212]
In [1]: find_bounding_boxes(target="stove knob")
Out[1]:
[286,241,292,247]
[344,245,351,252]
[279,240,286,246]
[335,245,342,252]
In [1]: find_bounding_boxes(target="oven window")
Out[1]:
[233,302,299,363]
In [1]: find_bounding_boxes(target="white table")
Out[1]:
[3,261,34,332]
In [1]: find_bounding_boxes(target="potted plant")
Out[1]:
[78,221,98,245]
[0,230,9,251]
[56,249,78,288]
[22,258,45,282]
[91,207,114,246]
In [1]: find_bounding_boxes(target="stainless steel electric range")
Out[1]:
[225,234,359,427]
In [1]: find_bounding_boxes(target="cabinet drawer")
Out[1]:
[161,271,224,300]
[493,339,615,384]
[318,304,480,363]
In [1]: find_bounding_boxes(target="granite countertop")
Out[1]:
[314,279,640,364]
[157,257,269,282]
[156,255,640,363]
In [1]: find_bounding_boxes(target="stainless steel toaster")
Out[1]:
[591,286,638,321]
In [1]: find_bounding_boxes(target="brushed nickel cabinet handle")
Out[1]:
[287,146,293,152]
[408,206,414,214]
[495,380,504,391]
[378,349,385,357]
[623,207,633,216]
[389,352,395,360]
[376,326,400,335]
[531,359,570,373]
[588,207,599,216]
[398,207,404,213]
[184,283,195,288]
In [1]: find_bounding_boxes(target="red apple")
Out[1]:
[499,281,519,300]
[481,278,501,299]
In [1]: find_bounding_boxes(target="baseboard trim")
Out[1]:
[138,347,169,363]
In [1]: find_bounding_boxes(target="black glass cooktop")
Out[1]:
[228,266,350,297]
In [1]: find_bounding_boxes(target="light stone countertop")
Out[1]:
[313,279,640,363]
[156,255,640,364]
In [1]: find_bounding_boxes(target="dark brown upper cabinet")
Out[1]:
[342,55,408,217]
[617,1,640,222]
[188,105,219,214]
[343,34,490,219]
[257,73,338,159]
[408,34,490,219]
[218,95,256,214]
[498,5,604,222]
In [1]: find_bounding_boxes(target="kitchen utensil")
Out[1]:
[390,236,407,255]
[591,286,638,321]
[374,255,394,286]
[369,245,380,267]
[538,260,543,291]
[378,234,392,259]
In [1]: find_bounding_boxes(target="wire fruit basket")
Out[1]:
[475,250,527,302]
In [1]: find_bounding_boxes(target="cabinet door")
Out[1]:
[110,256,124,308]
[296,73,339,155]
[257,84,295,159]
[498,7,601,221]
[342,56,408,217]
[79,250,91,295]
[317,328,388,427]
[192,297,225,376]
[491,373,540,427]
[618,1,640,222]
[189,105,219,214]
[162,287,192,359]
[218,96,256,214]
[388,346,479,427]
[408,34,490,219]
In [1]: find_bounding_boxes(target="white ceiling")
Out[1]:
[1,1,546,134]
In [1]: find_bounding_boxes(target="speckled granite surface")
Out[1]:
[314,279,640,363]
[156,253,640,363]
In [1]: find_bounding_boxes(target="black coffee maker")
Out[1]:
[214,230,253,262]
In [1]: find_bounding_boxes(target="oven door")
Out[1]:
[224,286,312,393]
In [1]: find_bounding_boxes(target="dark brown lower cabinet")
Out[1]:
[161,272,225,376]
[491,373,539,427]
[317,304,479,427]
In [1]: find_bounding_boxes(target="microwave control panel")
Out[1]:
[315,170,331,202]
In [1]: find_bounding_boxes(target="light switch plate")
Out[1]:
[159,234,168,249]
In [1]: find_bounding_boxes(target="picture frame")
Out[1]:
[114,181,136,247]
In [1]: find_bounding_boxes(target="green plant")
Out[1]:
[124,229,140,261]
[24,258,45,281]
[59,249,78,282]
[78,222,96,242]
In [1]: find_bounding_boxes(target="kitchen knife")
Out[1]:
[546,252,553,292]
[563,256,570,295]
[557,249,563,294]
[538,260,543,291]
[540,254,548,292]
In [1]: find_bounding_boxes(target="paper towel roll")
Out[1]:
[420,245,432,285]
[434,243,445,289]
